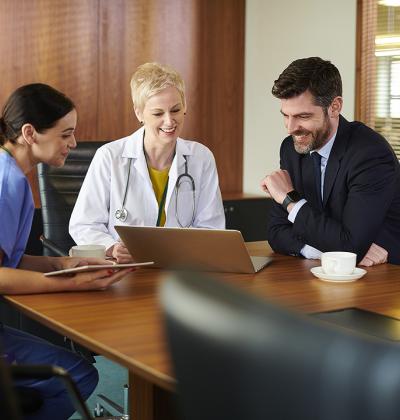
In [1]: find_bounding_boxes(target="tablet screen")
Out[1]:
[44,261,154,277]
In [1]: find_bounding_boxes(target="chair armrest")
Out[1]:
[11,365,93,420]
[39,235,68,257]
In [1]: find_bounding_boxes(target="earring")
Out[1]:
[140,121,144,125]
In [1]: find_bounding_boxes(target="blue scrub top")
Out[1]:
[0,152,34,268]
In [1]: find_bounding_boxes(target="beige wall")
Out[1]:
[244,0,357,193]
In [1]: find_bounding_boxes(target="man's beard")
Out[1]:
[292,116,331,154]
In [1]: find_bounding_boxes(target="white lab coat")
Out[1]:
[69,127,225,250]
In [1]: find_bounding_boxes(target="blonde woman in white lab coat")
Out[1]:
[69,62,225,262]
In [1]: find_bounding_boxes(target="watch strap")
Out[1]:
[282,195,293,211]
[282,190,302,211]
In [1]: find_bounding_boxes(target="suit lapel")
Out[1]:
[323,158,340,207]
[323,115,353,207]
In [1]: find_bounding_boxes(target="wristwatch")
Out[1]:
[282,190,302,211]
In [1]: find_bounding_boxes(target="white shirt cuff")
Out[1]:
[287,199,307,223]
[300,244,322,259]
[286,199,321,259]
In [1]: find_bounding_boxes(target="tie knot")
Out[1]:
[311,151,321,165]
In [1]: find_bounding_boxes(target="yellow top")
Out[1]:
[148,166,170,226]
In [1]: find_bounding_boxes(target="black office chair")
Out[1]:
[35,142,106,359]
[160,272,400,420]
[223,197,273,241]
[37,141,107,256]
[36,141,129,418]
[0,350,93,420]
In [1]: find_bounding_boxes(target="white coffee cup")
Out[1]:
[69,244,106,259]
[321,252,357,275]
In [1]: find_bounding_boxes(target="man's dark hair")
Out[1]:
[271,57,342,108]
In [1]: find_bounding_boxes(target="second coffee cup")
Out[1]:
[69,244,106,259]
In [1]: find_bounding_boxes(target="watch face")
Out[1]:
[287,190,301,202]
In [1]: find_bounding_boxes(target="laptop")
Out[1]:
[115,226,272,274]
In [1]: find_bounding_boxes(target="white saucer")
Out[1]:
[310,266,367,283]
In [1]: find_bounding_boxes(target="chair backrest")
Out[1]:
[160,272,400,420]
[37,141,106,256]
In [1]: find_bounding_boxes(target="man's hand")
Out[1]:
[359,243,388,267]
[109,242,134,263]
[260,170,294,204]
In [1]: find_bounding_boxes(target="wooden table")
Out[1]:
[4,242,400,419]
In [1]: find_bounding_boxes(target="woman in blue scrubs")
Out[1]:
[0,83,133,419]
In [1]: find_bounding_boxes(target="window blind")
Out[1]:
[357,0,400,157]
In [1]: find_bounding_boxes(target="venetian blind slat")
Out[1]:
[359,0,400,158]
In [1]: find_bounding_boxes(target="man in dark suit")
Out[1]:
[261,57,400,266]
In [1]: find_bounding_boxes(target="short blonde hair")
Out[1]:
[130,62,186,112]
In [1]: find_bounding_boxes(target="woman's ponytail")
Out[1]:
[0,117,7,145]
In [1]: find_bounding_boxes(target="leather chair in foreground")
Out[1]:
[160,272,400,420]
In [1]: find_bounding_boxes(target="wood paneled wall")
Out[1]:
[0,0,244,205]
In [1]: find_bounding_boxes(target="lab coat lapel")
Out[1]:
[124,128,152,188]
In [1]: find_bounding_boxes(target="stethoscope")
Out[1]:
[115,155,196,227]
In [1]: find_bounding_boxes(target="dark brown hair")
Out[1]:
[0,83,75,145]
[272,57,342,108]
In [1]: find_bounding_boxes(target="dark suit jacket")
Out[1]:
[268,115,400,264]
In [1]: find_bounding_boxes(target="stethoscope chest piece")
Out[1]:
[114,154,196,227]
[115,208,128,222]
[174,156,196,228]
[115,157,133,223]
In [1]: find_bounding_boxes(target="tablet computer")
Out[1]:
[312,307,400,342]
[44,261,154,277]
